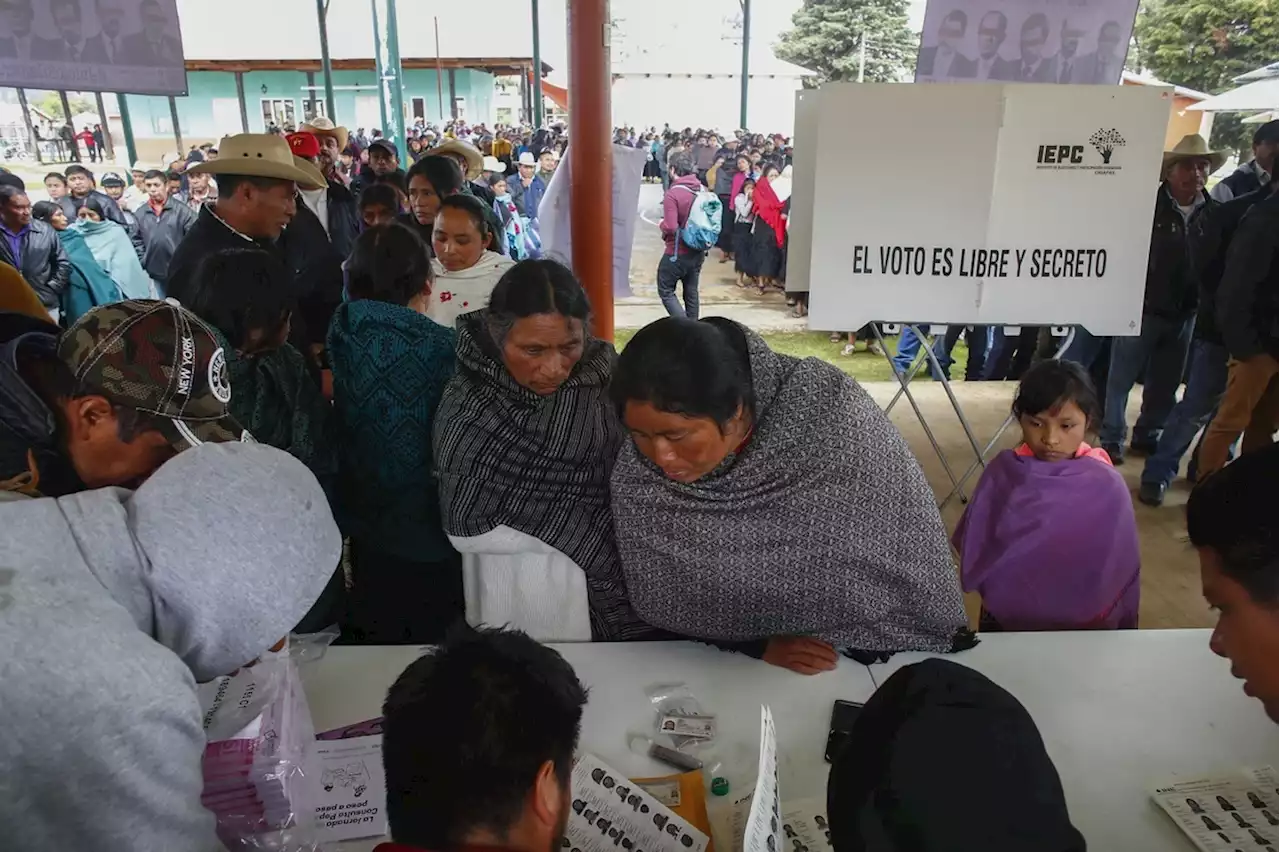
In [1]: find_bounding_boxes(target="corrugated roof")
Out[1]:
[177,0,542,65]
[1121,70,1210,101]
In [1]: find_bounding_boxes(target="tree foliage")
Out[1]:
[775,0,917,86]
[32,92,93,121]
[1133,0,1278,153]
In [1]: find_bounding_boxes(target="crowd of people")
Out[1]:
[0,111,1275,849]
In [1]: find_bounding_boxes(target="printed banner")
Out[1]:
[0,0,188,95]
[914,0,1139,85]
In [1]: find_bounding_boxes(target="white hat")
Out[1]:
[482,155,506,174]
[131,160,150,172]
[517,151,537,166]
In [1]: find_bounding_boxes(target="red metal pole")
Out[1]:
[568,0,613,341]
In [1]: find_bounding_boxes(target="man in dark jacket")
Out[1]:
[1100,135,1222,464]
[0,299,247,498]
[166,133,325,306]
[350,139,404,198]
[1196,183,1278,478]
[288,132,360,260]
[0,185,70,320]
[1210,120,1276,203]
[134,169,196,293]
[508,151,545,220]
[657,151,706,320]
[57,164,144,262]
[1139,151,1274,505]
[712,147,738,261]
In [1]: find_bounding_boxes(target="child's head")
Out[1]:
[359,182,403,229]
[1012,359,1099,462]
[743,178,756,197]
[188,248,295,356]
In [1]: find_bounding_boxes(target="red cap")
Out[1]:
[286,132,321,158]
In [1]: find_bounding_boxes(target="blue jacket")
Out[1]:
[56,227,123,327]
[510,174,546,221]
[327,299,456,560]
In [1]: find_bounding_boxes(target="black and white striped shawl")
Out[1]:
[432,310,651,640]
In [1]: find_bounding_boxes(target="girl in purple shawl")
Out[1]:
[954,360,1141,632]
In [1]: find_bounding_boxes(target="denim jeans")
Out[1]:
[1140,340,1229,486]
[657,249,705,319]
[891,325,931,375]
[1100,313,1194,449]
[933,325,991,381]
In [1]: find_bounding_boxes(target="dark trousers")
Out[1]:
[342,539,463,645]
[658,249,705,319]
[1101,313,1193,449]
[982,327,1040,380]
[1141,339,1229,487]
[715,194,734,252]
[934,325,991,381]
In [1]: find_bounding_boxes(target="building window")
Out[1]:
[260,98,296,131]
[303,100,327,123]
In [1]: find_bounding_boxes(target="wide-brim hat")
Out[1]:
[130,160,150,172]
[517,151,537,166]
[186,133,325,190]
[300,116,349,152]
[1162,134,1229,174]
[292,155,328,190]
[428,139,483,179]
[481,155,506,174]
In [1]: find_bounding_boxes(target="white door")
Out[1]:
[355,96,380,133]
[211,98,243,137]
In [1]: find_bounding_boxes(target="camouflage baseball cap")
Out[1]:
[57,299,251,450]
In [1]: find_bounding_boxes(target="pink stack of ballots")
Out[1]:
[198,650,317,847]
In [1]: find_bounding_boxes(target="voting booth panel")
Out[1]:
[799,83,1170,337]
[782,90,821,294]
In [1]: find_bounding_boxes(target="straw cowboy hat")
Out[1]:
[1162,134,1229,174]
[187,133,325,189]
[428,138,483,179]
[299,116,349,153]
[481,155,506,174]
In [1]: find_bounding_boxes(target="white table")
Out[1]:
[866,629,1279,852]
[300,641,879,849]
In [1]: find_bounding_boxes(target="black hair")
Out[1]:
[1186,443,1278,604]
[64,164,93,180]
[669,151,696,177]
[1254,119,1278,147]
[611,316,755,432]
[485,171,508,189]
[407,155,464,196]
[381,626,588,849]
[1022,12,1049,38]
[1011,359,1100,429]
[484,259,591,345]
[217,173,290,197]
[345,222,433,306]
[0,171,24,192]
[80,194,111,221]
[31,200,62,223]
[0,184,26,208]
[436,193,489,236]
[186,248,295,351]
[164,169,182,182]
[942,9,967,28]
[28,353,168,444]
[143,169,166,182]
[358,182,402,213]
[43,172,67,187]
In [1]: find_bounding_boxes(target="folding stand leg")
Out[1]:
[905,325,989,503]
[939,327,1078,509]
[872,324,966,504]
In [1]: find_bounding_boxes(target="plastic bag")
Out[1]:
[198,643,320,851]
[648,682,717,751]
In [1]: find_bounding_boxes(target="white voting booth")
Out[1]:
[787,82,1170,503]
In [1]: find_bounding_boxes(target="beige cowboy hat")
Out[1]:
[1162,134,1229,174]
[292,155,328,190]
[187,133,325,189]
[427,138,483,179]
[300,116,349,152]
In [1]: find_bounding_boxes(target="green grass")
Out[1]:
[613,328,971,383]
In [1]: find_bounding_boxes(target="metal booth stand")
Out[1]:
[870,323,1077,509]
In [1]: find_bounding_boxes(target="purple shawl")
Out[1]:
[954,449,1140,631]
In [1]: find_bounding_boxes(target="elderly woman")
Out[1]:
[433,259,647,642]
[429,194,514,328]
[328,222,460,644]
[610,317,972,673]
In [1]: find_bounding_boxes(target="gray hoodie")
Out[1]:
[0,442,342,852]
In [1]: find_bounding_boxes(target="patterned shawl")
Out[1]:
[610,323,969,653]
[433,310,649,641]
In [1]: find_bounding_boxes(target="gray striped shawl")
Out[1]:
[432,310,649,640]
[610,323,968,653]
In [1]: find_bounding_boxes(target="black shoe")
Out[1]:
[1138,481,1166,507]
[1102,445,1124,465]
[1129,439,1158,456]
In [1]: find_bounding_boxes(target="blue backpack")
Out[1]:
[673,184,723,252]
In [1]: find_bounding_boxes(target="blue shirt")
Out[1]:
[0,222,29,269]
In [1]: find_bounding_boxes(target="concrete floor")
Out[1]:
[862,380,1210,630]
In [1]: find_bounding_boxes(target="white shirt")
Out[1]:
[299,186,329,235]
[11,33,32,60]
[103,35,124,64]
[935,46,956,78]
[977,54,998,80]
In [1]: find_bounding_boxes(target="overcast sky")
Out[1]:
[530,0,928,83]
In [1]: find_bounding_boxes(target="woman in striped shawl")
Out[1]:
[432,260,651,641]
